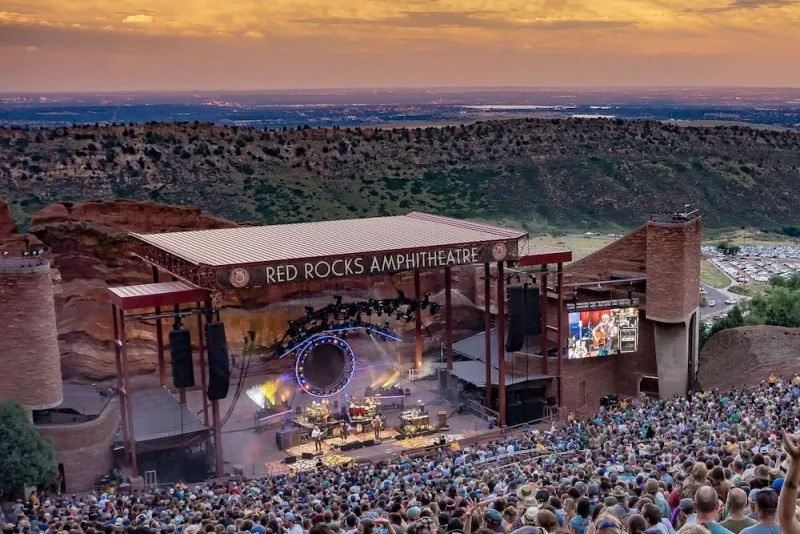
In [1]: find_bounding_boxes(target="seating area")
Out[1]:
[4,376,800,534]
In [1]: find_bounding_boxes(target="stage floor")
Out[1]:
[175,363,489,477]
[264,427,469,475]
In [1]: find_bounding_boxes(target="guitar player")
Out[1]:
[592,313,617,356]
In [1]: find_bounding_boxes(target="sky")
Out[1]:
[1,0,799,92]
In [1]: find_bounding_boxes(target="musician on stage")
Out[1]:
[312,424,323,452]
[372,414,381,440]
[340,419,350,442]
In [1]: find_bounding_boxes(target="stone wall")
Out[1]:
[38,398,121,492]
[645,219,702,322]
[0,260,63,410]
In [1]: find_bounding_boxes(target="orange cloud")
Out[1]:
[0,0,797,90]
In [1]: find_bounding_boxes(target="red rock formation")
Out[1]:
[30,200,238,379]
[29,200,487,381]
[0,200,17,237]
[697,325,800,390]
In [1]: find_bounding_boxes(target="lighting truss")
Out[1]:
[269,292,440,360]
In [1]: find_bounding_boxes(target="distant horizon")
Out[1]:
[2,85,800,96]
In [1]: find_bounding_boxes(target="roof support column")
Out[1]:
[197,300,209,426]
[497,260,506,427]
[112,304,130,463]
[484,263,492,410]
[152,266,166,389]
[556,262,564,408]
[118,306,138,477]
[444,266,453,371]
[414,269,423,370]
[172,275,186,406]
[206,295,224,478]
[540,269,549,376]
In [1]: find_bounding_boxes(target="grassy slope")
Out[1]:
[1,119,799,232]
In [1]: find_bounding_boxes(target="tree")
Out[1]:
[716,241,741,256]
[0,400,57,497]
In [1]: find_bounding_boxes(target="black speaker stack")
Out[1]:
[505,284,542,352]
[206,322,231,401]
[169,328,195,388]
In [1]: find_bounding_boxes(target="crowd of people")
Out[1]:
[4,377,800,534]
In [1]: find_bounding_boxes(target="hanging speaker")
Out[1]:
[206,322,230,401]
[525,286,542,335]
[505,285,525,352]
[169,328,195,389]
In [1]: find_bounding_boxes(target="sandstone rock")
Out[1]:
[28,200,490,382]
[0,200,17,237]
[697,325,800,390]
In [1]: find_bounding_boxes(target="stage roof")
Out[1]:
[108,281,209,310]
[132,212,527,268]
[128,212,570,290]
[453,328,536,363]
[450,360,552,387]
[131,388,209,443]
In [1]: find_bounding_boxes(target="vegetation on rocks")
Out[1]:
[1,119,799,230]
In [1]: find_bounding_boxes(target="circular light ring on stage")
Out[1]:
[295,335,356,397]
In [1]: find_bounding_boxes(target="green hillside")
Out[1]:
[1,118,799,230]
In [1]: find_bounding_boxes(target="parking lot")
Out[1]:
[702,245,800,284]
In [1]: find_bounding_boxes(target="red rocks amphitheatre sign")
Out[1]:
[216,240,518,290]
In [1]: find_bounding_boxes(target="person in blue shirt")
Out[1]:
[569,498,593,534]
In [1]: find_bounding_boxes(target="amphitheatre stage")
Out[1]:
[0,204,703,490]
[106,211,568,483]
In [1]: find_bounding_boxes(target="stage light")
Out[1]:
[22,250,29,256]
[1,251,7,257]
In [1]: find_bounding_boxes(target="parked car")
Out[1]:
[724,298,736,305]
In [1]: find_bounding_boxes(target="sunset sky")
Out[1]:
[1,0,799,92]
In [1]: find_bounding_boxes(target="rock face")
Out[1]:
[29,200,238,379]
[26,200,487,380]
[697,325,800,390]
[0,200,17,237]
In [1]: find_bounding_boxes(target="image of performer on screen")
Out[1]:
[592,313,617,356]
[571,339,590,359]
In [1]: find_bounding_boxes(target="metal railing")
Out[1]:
[464,399,500,421]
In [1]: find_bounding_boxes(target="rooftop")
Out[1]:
[108,281,209,310]
[131,212,529,268]
[450,360,552,387]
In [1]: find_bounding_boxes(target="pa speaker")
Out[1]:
[284,456,297,464]
[169,329,195,389]
[206,322,230,401]
[525,286,542,335]
[362,439,375,447]
[301,452,314,460]
[505,285,526,352]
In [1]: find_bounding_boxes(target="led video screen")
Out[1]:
[567,307,639,359]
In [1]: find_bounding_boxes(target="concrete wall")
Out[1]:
[652,319,693,398]
[38,398,120,492]
[0,260,63,410]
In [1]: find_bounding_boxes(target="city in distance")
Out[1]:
[1,87,799,130]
